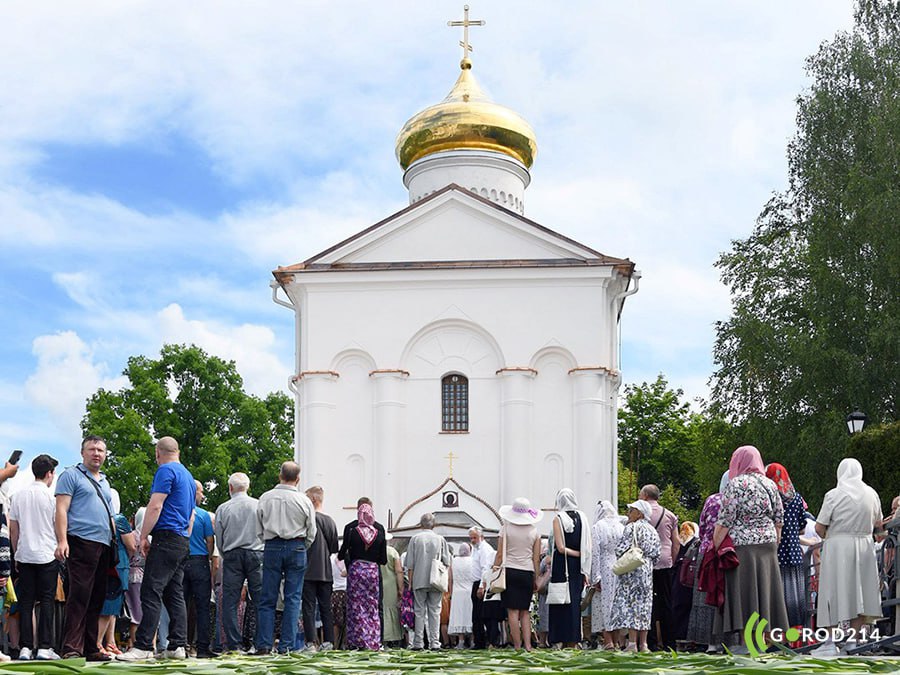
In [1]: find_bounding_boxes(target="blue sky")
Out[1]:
[0,1,855,485]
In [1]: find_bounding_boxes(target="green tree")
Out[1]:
[81,344,294,518]
[618,375,698,510]
[712,0,900,511]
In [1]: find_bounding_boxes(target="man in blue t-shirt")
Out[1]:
[182,480,216,657]
[118,437,195,662]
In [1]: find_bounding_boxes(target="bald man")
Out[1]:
[118,437,196,662]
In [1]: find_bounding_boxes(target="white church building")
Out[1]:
[272,21,638,536]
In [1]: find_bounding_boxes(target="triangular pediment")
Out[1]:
[275,185,632,275]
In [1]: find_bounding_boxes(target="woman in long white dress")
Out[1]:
[813,458,883,654]
[590,500,624,649]
[448,543,475,647]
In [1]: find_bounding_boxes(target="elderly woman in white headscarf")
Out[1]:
[812,458,883,655]
[610,500,660,652]
[448,543,474,647]
[547,488,592,647]
[590,500,624,648]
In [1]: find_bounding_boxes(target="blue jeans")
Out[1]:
[256,538,307,653]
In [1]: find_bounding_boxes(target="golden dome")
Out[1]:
[395,59,537,170]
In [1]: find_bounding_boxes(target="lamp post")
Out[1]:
[846,410,867,435]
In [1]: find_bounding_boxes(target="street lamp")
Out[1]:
[846,410,867,435]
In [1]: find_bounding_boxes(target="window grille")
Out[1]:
[441,374,469,432]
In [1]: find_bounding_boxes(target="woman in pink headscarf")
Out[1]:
[713,446,789,650]
[338,498,388,649]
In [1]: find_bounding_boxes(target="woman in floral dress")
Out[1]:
[713,446,789,641]
[590,500,624,648]
[610,500,660,652]
[338,502,388,650]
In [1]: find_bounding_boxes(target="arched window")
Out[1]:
[441,373,469,432]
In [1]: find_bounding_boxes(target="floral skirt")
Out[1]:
[347,560,381,650]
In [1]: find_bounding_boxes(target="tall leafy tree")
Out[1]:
[712,0,900,510]
[618,375,699,510]
[81,344,294,518]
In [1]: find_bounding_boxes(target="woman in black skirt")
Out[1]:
[494,498,544,651]
[548,489,592,647]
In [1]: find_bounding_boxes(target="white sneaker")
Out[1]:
[36,649,61,660]
[163,647,187,660]
[18,647,33,661]
[810,640,839,657]
[117,648,155,662]
[319,642,333,652]
[0,652,9,662]
[301,644,317,653]
[841,639,859,655]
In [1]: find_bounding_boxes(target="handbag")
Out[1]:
[488,527,507,594]
[612,524,645,576]
[430,554,449,593]
[678,540,699,588]
[546,537,570,605]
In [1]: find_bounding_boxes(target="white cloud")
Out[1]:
[24,331,128,436]
[155,303,290,397]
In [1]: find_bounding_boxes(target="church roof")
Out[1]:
[273,184,634,284]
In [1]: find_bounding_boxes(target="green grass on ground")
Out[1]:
[1,650,899,674]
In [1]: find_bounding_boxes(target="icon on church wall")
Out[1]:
[442,490,459,508]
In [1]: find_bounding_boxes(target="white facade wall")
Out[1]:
[284,266,626,527]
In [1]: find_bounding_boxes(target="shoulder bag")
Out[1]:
[488,527,507,594]
[429,539,449,592]
[612,524,645,576]
[77,467,122,599]
[547,517,571,605]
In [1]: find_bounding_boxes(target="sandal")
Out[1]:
[104,644,122,655]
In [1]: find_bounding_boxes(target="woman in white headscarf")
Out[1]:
[448,543,474,647]
[812,458,883,654]
[547,488,592,647]
[610,500,660,652]
[590,500,624,648]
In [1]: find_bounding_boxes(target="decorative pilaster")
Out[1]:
[296,371,339,487]
[370,369,409,526]
[569,367,616,510]
[496,367,537,504]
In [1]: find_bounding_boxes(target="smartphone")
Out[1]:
[8,449,22,465]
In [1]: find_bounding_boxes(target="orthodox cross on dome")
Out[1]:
[444,451,459,477]
[447,5,485,68]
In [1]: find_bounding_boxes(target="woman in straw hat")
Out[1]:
[494,497,544,651]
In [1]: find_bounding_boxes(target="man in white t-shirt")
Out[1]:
[9,454,60,660]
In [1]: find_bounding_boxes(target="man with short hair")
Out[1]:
[301,485,338,652]
[468,526,498,648]
[9,454,59,660]
[118,437,196,662]
[214,472,263,653]
[406,513,451,650]
[255,462,317,654]
[182,480,216,658]
[55,436,116,661]
[639,484,680,651]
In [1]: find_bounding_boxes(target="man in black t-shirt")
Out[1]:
[301,486,339,652]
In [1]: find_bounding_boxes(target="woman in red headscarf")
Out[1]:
[338,498,388,650]
[713,446,789,650]
[765,463,808,630]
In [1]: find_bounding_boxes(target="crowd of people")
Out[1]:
[0,437,894,660]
